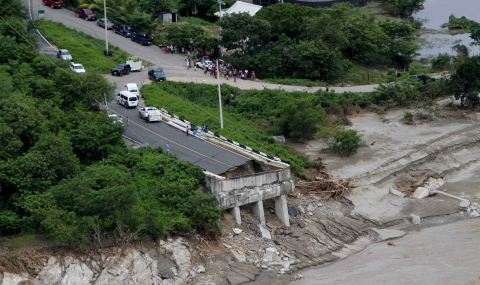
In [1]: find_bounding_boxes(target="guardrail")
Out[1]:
[158,107,290,167]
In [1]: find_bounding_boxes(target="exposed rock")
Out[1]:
[298,205,306,215]
[470,210,480,218]
[259,224,271,239]
[459,200,471,208]
[389,188,405,198]
[196,265,205,273]
[226,271,251,285]
[295,217,306,228]
[411,214,421,225]
[288,206,298,217]
[426,178,444,191]
[2,273,29,285]
[412,187,430,199]
[35,257,62,285]
[230,248,247,262]
[372,228,407,241]
[249,223,259,232]
[307,204,316,212]
[60,260,94,285]
[232,228,243,235]
[163,238,192,280]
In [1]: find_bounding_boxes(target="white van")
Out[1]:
[125,83,140,98]
[116,91,138,108]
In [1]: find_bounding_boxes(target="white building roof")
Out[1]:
[215,1,263,17]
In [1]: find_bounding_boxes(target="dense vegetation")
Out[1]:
[0,0,222,246]
[219,3,421,81]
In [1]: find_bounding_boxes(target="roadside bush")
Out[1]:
[0,210,29,235]
[401,111,415,124]
[328,129,362,156]
[431,53,452,71]
[371,75,421,107]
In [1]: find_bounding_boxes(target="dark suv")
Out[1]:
[131,32,154,45]
[148,67,166,82]
[412,74,436,84]
[111,64,131,76]
[112,24,131,37]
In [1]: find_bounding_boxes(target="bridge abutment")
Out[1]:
[206,168,294,227]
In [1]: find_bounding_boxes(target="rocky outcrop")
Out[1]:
[0,238,200,285]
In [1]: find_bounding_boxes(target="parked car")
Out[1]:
[112,24,131,37]
[131,32,154,45]
[412,74,436,84]
[74,8,97,21]
[196,60,214,70]
[148,67,166,82]
[57,49,72,61]
[108,114,124,125]
[70,62,85,74]
[111,64,131,76]
[42,0,63,8]
[138,107,162,122]
[126,83,140,98]
[97,18,113,29]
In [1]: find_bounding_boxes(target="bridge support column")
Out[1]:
[230,206,241,225]
[252,200,265,226]
[274,195,290,227]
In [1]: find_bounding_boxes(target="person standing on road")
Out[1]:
[126,116,129,127]
[186,126,190,136]
[325,84,330,92]
[166,142,170,152]
[262,83,267,89]
[251,70,255,81]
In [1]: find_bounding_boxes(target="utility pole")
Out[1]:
[217,0,224,128]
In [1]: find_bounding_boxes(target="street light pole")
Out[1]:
[217,0,224,129]
[103,0,109,55]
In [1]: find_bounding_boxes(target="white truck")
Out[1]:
[139,106,162,122]
[126,56,143,72]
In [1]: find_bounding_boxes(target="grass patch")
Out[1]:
[264,78,327,87]
[178,16,219,28]
[0,234,54,254]
[141,82,312,174]
[35,19,131,73]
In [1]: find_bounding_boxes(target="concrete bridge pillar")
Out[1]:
[252,200,265,226]
[230,206,241,225]
[274,194,290,227]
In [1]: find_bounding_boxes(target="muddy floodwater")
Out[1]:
[413,0,480,58]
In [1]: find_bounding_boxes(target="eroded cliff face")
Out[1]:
[0,238,200,285]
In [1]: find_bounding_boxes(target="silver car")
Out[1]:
[97,18,113,29]
[57,49,72,61]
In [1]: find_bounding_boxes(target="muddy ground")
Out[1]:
[207,98,480,285]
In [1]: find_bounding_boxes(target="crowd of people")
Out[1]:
[160,42,257,82]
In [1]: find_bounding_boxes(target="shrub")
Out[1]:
[431,53,452,71]
[401,111,414,125]
[329,129,362,156]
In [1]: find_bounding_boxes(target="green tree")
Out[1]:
[388,0,426,16]
[277,97,327,140]
[129,10,153,32]
[163,24,217,51]
[255,3,315,41]
[449,56,480,108]
[68,115,125,165]
[219,12,271,56]
[329,129,362,156]
[0,0,27,19]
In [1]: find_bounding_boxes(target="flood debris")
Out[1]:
[296,170,352,200]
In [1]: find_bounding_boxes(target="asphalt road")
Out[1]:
[28,0,379,93]
[107,99,249,174]
[27,2,251,175]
